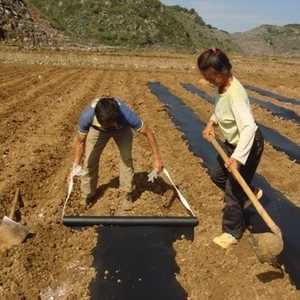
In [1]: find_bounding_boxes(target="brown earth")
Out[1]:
[0,48,299,299]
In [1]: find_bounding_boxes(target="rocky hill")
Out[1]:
[233,24,300,56]
[25,0,239,51]
[0,0,69,47]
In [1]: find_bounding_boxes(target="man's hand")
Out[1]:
[202,122,215,141]
[71,164,84,177]
[225,158,240,171]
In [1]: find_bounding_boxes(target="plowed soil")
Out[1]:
[0,48,299,300]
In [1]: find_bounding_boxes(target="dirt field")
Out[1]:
[0,48,299,299]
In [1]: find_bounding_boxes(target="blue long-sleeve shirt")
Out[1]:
[78,97,143,134]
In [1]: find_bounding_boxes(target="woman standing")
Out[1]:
[199,48,264,249]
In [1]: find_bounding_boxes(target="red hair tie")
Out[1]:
[211,48,218,54]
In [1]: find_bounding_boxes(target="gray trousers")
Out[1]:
[81,126,134,199]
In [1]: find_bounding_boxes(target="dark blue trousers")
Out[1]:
[209,128,264,239]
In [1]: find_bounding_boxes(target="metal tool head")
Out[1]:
[249,232,284,266]
[0,216,29,250]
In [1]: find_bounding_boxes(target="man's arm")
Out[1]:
[140,125,163,173]
[74,103,94,166]
[73,133,87,166]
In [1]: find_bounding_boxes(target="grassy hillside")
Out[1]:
[27,0,239,51]
[27,0,190,48]
[2,1,299,54]
[166,5,237,51]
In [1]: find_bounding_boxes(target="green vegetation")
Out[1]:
[27,0,239,51]
[166,5,237,51]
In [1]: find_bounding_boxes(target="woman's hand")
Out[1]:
[202,122,215,141]
[225,158,240,171]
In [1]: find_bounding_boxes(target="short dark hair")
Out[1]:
[95,97,120,124]
[197,48,232,74]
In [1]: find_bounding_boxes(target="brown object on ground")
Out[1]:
[0,189,29,251]
[210,138,284,264]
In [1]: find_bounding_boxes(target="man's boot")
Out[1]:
[80,194,95,207]
[119,193,134,212]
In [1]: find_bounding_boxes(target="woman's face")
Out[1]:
[201,68,229,88]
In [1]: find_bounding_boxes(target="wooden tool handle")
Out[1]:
[9,188,20,219]
[211,138,282,237]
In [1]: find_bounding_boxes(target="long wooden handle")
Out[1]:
[9,188,20,219]
[211,138,282,237]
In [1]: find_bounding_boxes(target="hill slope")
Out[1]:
[233,24,300,56]
[0,0,68,46]
[166,5,236,51]
[27,0,239,51]
[2,1,299,55]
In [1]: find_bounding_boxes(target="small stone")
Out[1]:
[104,270,109,275]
